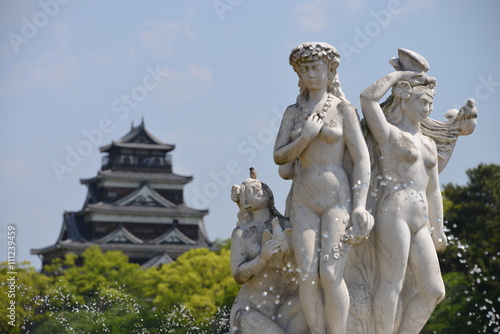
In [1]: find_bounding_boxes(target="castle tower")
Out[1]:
[32,120,213,268]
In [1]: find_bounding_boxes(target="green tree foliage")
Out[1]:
[24,245,238,333]
[45,245,146,300]
[35,246,149,333]
[0,262,52,334]
[424,164,500,333]
[143,247,239,321]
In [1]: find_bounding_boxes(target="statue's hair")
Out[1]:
[231,179,282,226]
[289,42,348,103]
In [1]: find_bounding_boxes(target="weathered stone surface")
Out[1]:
[229,44,477,334]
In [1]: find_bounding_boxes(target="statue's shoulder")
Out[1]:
[284,103,300,115]
[337,100,356,113]
[337,100,360,121]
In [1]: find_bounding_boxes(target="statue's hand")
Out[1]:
[302,114,323,140]
[349,207,374,245]
[432,228,448,252]
[400,71,436,87]
[260,239,282,262]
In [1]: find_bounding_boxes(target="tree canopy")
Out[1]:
[1,245,238,333]
[424,163,500,333]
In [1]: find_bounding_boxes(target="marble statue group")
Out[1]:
[229,42,477,334]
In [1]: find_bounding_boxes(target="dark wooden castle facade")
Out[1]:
[32,120,213,268]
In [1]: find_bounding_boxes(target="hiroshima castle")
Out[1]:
[32,120,214,268]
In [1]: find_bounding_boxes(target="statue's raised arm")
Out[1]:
[355,48,477,334]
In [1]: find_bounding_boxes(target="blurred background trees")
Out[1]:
[424,164,500,333]
[1,164,498,333]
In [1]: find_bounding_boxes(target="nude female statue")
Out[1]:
[229,178,308,334]
[273,42,373,334]
[360,68,447,333]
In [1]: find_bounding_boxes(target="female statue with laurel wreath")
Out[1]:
[273,42,373,334]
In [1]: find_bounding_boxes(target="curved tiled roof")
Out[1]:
[80,170,193,185]
[100,120,175,152]
[85,202,208,217]
[31,240,214,256]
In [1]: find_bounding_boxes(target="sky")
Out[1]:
[1,0,499,269]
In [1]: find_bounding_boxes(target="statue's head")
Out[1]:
[289,42,340,73]
[232,179,272,211]
[289,42,343,98]
[382,81,436,125]
[289,42,340,72]
[231,179,279,226]
[393,82,435,121]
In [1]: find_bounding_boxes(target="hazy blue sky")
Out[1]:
[1,0,499,268]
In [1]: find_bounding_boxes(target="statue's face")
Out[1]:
[407,90,434,121]
[242,181,269,210]
[297,59,329,91]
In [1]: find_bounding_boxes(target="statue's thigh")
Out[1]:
[235,308,286,334]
